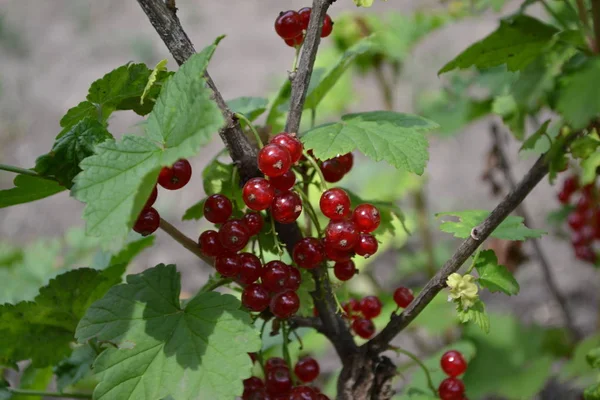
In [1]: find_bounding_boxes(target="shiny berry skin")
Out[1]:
[320,188,351,220]
[285,267,302,291]
[242,283,271,312]
[321,14,333,38]
[218,219,250,252]
[359,296,382,319]
[323,240,354,262]
[567,212,586,231]
[298,7,311,30]
[290,386,317,400]
[133,207,160,236]
[198,230,226,257]
[214,253,240,277]
[293,237,325,269]
[320,159,346,183]
[285,35,304,47]
[337,153,354,173]
[271,191,303,223]
[575,245,596,263]
[270,290,300,319]
[269,170,296,191]
[324,220,359,251]
[265,357,288,372]
[258,144,292,177]
[441,350,467,377]
[270,133,303,163]
[294,357,320,383]
[243,178,276,211]
[557,190,570,204]
[352,318,375,339]
[354,233,378,258]
[438,377,465,400]
[353,204,381,233]
[393,287,414,308]
[243,377,264,400]
[237,252,263,284]
[144,186,158,209]
[266,366,293,395]
[204,194,233,224]
[157,159,192,190]
[274,10,303,39]
[262,261,292,293]
[333,260,356,281]
[243,212,264,236]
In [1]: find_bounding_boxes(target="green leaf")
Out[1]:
[201,159,244,209]
[296,269,315,316]
[302,111,437,174]
[11,365,53,400]
[585,383,600,400]
[353,0,374,6]
[343,187,408,236]
[437,210,546,240]
[474,250,520,295]
[59,101,101,131]
[0,174,65,209]
[76,264,260,400]
[105,236,155,268]
[557,58,600,129]
[182,198,206,221]
[457,299,490,333]
[587,347,600,369]
[72,43,224,242]
[572,136,600,159]
[227,97,268,121]
[581,151,600,185]
[520,120,551,151]
[140,59,168,105]
[562,334,600,381]
[54,345,96,391]
[491,94,525,140]
[439,15,558,74]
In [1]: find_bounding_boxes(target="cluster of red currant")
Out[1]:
[275,8,333,48]
[133,159,192,236]
[557,175,599,263]
[243,356,328,400]
[438,350,468,400]
[317,153,353,183]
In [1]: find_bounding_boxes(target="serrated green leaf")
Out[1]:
[585,383,600,400]
[182,198,206,221]
[227,97,268,122]
[141,59,168,105]
[457,300,490,333]
[572,136,600,159]
[437,210,546,240]
[302,111,437,174]
[342,187,408,236]
[0,174,66,209]
[492,94,525,140]
[76,264,260,400]
[520,120,551,152]
[106,236,155,268]
[54,345,96,392]
[59,101,102,131]
[557,58,600,129]
[582,151,600,185]
[587,347,600,369]
[439,15,558,74]
[474,250,519,295]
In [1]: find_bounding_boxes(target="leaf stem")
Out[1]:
[296,189,322,237]
[302,150,328,191]
[235,112,264,149]
[540,0,571,30]
[292,45,302,72]
[310,108,316,129]
[200,277,232,293]
[389,346,436,397]
[269,215,285,257]
[0,163,56,181]
[281,321,294,384]
[159,217,212,264]
[6,388,92,399]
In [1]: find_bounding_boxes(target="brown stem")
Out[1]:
[159,218,212,265]
[591,0,600,53]
[414,188,437,278]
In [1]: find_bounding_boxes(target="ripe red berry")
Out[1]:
[274,10,303,39]
[243,377,264,400]
[242,283,271,312]
[258,144,292,178]
[285,34,304,47]
[325,220,359,251]
[353,204,381,233]
[290,386,317,400]
[237,252,263,284]
[577,194,593,212]
[393,287,414,308]
[575,245,596,263]
[298,7,311,30]
[285,267,302,291]
[157,159,192,190]
[319,188,351,220]
[572,226,594,246]
[337,153,354,173]
[342,298,360,319]
[320,159,346,183]
[316,394,330,400]
[270,170,296,191]
[218,219,250,252]
[133,207,160,236]
[567,212,586,231]
[557,190,570,204]
[321,14,333,38]
[265,357,288,372]
[214,253,240,277]
[441,350,467,377]
[270,290,300,319]
[294,357,320,383]
[354,233,378,258]
[323,239,354,262]
[266,366,293,395]
[271,191,303,223]
[359,296,382,319]
[198,230,226,257]
[333,260,356,281]
[352,318,375,339]
[243,212,264,236]
[563,175,579,195]
[144,186,158,209]
[270,133,303,163]
[293,237,325,269]
[262,261,292,293]
[243,178,276,211]
[204,194,233,224]
[438,377,465,400]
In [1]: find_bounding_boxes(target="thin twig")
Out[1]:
[389,346,436,397]
[0,163,57,181]
[289,316,324,331]
[6,389,91,399]
[159,217,212,265]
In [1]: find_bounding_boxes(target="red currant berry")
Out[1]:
[321,14,333,38]
[271,191,303,223]
[285,35,304,47]
[248,352,258,364]
[266,366,293,396]
[243,212,264,236]
[320,159,346,183]
[237,252,263,284]
[333,260,356,281]
[133,207,160,236]
[567,212,586,231]
[351,318,375,339]
[342,298,360,319]
[265,357,288,372]
[393,287,414,308]
[298,7,311,30]
[563,175,579,194]
[359,296,382,319]
[319,188,351,220]
[353,204,381,233]
[441,350,467,377]
[294,357,320,383]
[157,159,192,190]
[323,239,354,262]
[274,10,303,39]
[293,237,325,269]
[243,377,264,400]
[577,194,593,212]
[354,233,378,258]
[204,194,233,224]
[218,219,250,252]
[242,283,271,312]
[270,290,300,319]
[438,377,465,400]
[337,153,354,173]
[285,267,302,291]
[575,245,596,263]
[258,144,292,178]
[270,170,296,191]
[144,186,158,209]
[290,386,317,400]
[214,253,240,277]
[262,261,292,293]
[243,178,276,211]
[324,220,359,251]
[557,190,571,204]
[572,226,594,246]
[270,133,303,163]
[198,230,226,257]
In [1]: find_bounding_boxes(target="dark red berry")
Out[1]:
[270,290,300,319]
[243,377,264,400]
[319,188,351,220]
[393,287,414,308]
[204,194,233,224]
[242,283,271,312]
[144,186,158,209]
[324,220,359,251]
[285,267,302,291]
[269,170,296,191]
[563,176,579,194]
[237,252,263,284]
[285,34,304,47]
[249,352,258,364]
[198,230,226,257]
[298,7,311,30]
[243,178,276,211]
[557,190,570,204]
[265,357,288,372]
[354,233,378,258]
[293,237,325,269]
[258,144,292,177]
[214,253,240,277]
[359,296,382,319]
[218,219,250,252]
[157,159,192,190]
[274,10,303,39]
[294,357,320,383]
[289,386,317,400]
[270,133,303,163]
[568,212,586,231]
[333,260,356,281]
[438,377,465,400]
[441,350,467,377]
[323,239,354,262]
[262,261,292,293]
[575,245,596,263]
[352,318,375,339]
[320,159,346,183]
[577,194,593,212]
[271,191,303,223]
[266,366,292,396]
[572,226,594,246]
[353,204,381,233]
[243,212,264,236]
[337,153,354,173]
[133,207,160,236]
[321,14,333,38]
[342,298,360,319]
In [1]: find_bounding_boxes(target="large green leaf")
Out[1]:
[436,210,546,240]
[54,345,96,392]
[474,250,520,295]
[457,299,490,333]
[557,58,600,129]
[302,111,437,174]
[76,264,260,400]
[226,97,268,121]
[0,174,65,209]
